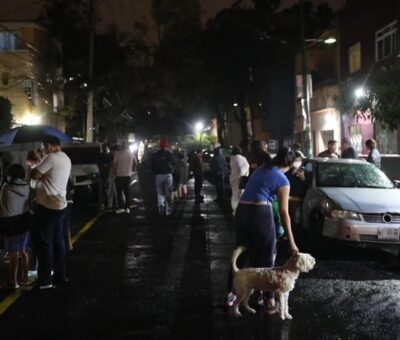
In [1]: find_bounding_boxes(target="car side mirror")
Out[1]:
[393,180,400,188]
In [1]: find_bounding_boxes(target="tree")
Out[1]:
[337,62,400,130]
[0,96,12,133]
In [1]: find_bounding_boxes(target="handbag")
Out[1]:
[239,175,249,190]
[0,211,33,237]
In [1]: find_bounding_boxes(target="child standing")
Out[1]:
[0,164,30,288]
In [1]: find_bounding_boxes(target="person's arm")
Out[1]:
[30,168,44,180]
[30,154,53,180]
[276,185,299,255]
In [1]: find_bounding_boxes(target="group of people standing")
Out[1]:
[317,138,381,168]
[0,136,72,289]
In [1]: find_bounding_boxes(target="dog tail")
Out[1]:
[231,245,247,274]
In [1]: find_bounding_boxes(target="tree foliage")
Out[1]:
[202,0,333,148]
[0,96,12,133]
[337,62,400,130]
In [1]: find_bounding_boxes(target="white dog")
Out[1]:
[231,245,315,320]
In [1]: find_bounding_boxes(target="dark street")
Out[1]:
[0,182,398,339]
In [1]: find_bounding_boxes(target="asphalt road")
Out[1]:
[0,182,399,339]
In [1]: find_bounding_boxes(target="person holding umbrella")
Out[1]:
[30,135,71,289]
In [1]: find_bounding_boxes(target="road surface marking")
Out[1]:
[0,211,103,316]
[70,212,104,245]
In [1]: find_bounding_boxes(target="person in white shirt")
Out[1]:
[229,146,249,214]
[113,142,136,214]
[30,135,71,289]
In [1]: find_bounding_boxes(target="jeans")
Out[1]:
[115,176,131,209]
[31,205,66,286]
[155,174,173,214]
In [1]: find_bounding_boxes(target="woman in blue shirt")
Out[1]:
[227,147,299,314]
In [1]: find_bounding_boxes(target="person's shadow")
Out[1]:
[190,201,205,226]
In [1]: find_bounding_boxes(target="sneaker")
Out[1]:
[28,270,38,278]
[115,209,125,214]
[125,208,130,214]
[265,301,280,315]
[226,293,237,307]
[39,284,54,290]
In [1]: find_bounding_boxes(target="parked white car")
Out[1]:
[302,158,400,246]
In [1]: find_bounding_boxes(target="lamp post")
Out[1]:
[300,0,313,158]
[300,0,337,158]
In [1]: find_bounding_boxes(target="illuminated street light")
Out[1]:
[195,121,204,132]
[323,37,337,44]
[355,87,366,98]
[233,103,239,107]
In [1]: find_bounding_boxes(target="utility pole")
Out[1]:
[300,0,313,158]
[86,0,95,142]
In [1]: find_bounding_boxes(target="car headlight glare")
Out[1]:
[331,209,361,220]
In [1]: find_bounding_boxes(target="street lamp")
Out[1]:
[355,87,366,99]
[194,121,204,132]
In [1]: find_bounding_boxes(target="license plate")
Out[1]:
[377,228,400,240]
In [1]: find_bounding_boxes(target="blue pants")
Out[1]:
[31,205,66,286]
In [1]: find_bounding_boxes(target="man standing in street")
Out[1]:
[152,139,176,216]
[30,135,71,289]
[317,140,340,158]
[341,138,358,159]
[190,150,204,203]
[113,142,136,214]
[211,147,227,202]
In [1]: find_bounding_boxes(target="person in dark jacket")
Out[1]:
[189,150,204,203]
[317,140,340,158]
[151,139,176,215]
[341,138,358,159]
[210,147,227,202]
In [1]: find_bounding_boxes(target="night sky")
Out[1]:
[1,0,343,36]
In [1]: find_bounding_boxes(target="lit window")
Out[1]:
[348,43,361,73]
[0,32,17,51]
[375,21,397,61]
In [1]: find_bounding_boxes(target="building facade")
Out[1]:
[0,21,64,129]
[340,0,400,154]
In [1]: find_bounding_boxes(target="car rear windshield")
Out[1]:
[63,146,100,165]
[317,162,394,189]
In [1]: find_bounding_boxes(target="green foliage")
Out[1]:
[0,96,13,133]
[337,63,400,130]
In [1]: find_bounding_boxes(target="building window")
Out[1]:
[0,31,18,51]
[349,43,361,73]
[349,125,362,154]
[375,21,398,61]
